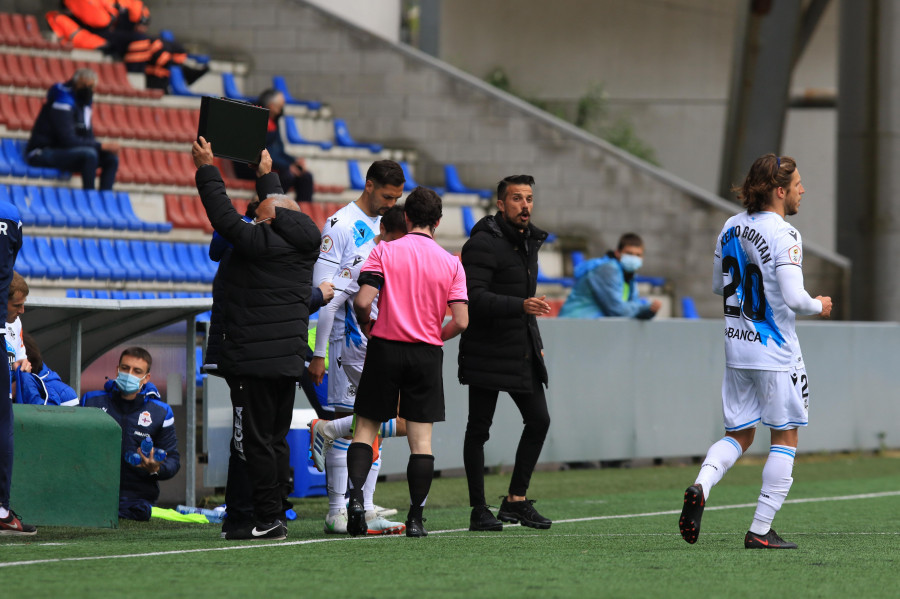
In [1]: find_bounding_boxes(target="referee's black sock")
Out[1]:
[346,442,373,505]
[406,454,435,521]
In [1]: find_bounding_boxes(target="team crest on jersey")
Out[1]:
[789,245,802,264]
[347,384,357,398]
[320,235,334,253]
[138,411,153,427]
[340,268,352,279]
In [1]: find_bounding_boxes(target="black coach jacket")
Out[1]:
[197,165,320,378]
[458,213,549,393]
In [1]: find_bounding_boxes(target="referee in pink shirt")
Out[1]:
[345,186,469,538]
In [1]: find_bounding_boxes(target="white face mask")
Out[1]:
[620,254,643,272]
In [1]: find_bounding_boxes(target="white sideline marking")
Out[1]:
[1,490,898,569]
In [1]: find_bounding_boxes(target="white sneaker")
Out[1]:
[324,509,348,534]
[373,504,398,518]
[365,511,405,535]
[308,419,335,473]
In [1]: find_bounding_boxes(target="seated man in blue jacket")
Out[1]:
[25,67,119,190]
[558,232,661,319]
[81,347,180,521]
[14,333,77,407]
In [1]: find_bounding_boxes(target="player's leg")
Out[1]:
[404,420,434,537]
[745,367,806,549]
[463,385,501,520]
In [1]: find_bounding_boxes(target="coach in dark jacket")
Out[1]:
[193,137,320,541]
[458,174,553,533]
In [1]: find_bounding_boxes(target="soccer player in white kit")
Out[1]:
[307,161,405,535]
[679,154,832,549]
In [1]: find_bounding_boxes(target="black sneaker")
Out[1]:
[469,505,503,532]
[347,498,367,537]
[405,517,428,537]
[744,529,798,549]
[224,519,287,541]
[0,510,36,536]
[679,484,704,544]
[497,497,552,530]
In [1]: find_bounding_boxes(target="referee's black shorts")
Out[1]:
[354,336,445,424]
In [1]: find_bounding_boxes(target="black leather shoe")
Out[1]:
[405,517,428,537]
[497,497,552,530]
[469,505,503,532]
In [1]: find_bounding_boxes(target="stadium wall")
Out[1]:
[136,0,849,319]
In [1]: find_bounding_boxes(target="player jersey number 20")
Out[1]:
[722,255,766,322]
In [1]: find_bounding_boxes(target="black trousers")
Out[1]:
[463,374,550,507]
[224,375,295,523]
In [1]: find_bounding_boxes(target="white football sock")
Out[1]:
[363,451,382,512]
[749,444,795,535]
[0,507,8,519]
[329,415,354,439]
[379,419,399,438]
[326,439,350,514]
[694,436,743,500]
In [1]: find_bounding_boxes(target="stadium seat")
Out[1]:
[189,243,218,281]
[64,189,97,228]
[48,237,80,279]
[119,192,169,233]
[347,161,366,190]
[16,236,46,279]
[179,195,211,232]
[22,186,55,227]
[3,53,28,87]
[165,194,193,229]
[8,186,42,227]
[398,161,419,192]
[78,289,96,299]
[272,75,322,110]
[93,289,110,299]
[284,116,333,150]
[681,296,700,319]
[333,119,382,153]
[146,240,186,283]
[65,237,98,279]
[142,291,158,299]
[158,242,186,281]
[221,72,255,103]
[79,238,112,279]
[174,243,205,283]
[114,239,152,281]
[33,236,65,279]
[444,164,493,200]
[461,205,477,236]
[111,290,127,300]
[65,289,78,298]
[85,190,114,229]
[99,190,132,231]
[36,186,69,227]
[0,95,24,131]
[130,240,166,281]
[98,238,126,274]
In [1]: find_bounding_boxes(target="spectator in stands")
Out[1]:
[458,174,553,533]
[14,333,78,407]
[558,233,661,319]
[193,136,320,541]
[0,200,34,536]
[6,272,31,375]
[233,89,314,203]
[25,68,120,191]
[45,0,208,91]
[80,347,180,521]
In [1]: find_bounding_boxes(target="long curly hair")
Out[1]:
[733,153,796,214]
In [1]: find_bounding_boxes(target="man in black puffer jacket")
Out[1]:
[459,174,553,533]
[193,137,320,541]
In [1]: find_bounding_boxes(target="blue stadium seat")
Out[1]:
[68,238,101,279]
[158,291,174,299]
[5,139,56,179]
[78,289,95,299]
[25,185,65,227]
[98,238,126,274]
[130,240,166,281]
[67,189,98,229]
[0,146,12,177]
[111,290,127,300]
[53,187,85,228]
[570,251,585,271]
[101,190,132,231]
[188,243,217,283]
[94,289,110,299]
[347,161,366,190]
[0,140,26,177]
[283,116,333,150]
[142,291,158,299]
[16,236,45,278]
[461,206,476,236]
[7,186,35,226]
[168,66,203,97]
[36,186,68,227]
[222,73,255,103]
[118,192,169,232]
[86,190,114,229]
[145,241,185,283]
[126,291,142,300]
[444,164,493,200]
[398,162,419,192]
[174,291,191,298]
[51,237,82,279]
[159,243,186,282]
[272,76,322,110]
[65,288,78,298]
[33,236,65,279]
[174,243,207,283]
[681,296,700,319]
[115,239,152,281]
[333,119,382,153]
[15,186,52,227]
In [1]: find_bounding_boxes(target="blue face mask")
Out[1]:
[115,371,144,394]
[620,254,643,273]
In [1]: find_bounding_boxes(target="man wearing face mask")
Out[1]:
[232,89,313,203]
[80,347,181,521]
[458,174,553,533]
[558,232,662,319]
[25,68,120,191]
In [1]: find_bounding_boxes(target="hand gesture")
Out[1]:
[256,149,272,177]
[192,136,214,168]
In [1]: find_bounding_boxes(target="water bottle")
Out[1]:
[176,505,225,523]
[140,437,166,462]
[124,450,142,466]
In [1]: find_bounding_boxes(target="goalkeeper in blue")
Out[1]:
[679,154,832,549]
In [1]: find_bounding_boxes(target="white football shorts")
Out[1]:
[327,339,364,412]
[721,366,809,431]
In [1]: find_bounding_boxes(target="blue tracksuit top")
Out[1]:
[81,380,181,503]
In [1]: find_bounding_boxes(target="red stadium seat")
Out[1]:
[232,198,250,216]
[0,55,15,87]
[45,56,68,83]
[191,196,214,233]
[165,194,193,229]
[29,55,58,88]
[22,14,56,50]
[96,61,130,96]
[4,53,28,88]
[131,148,154,185]
[0,14,15,47]
[117,146,139,183]
[180,195,212,232]
[304,202,327,230]
[91,103,116,138]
